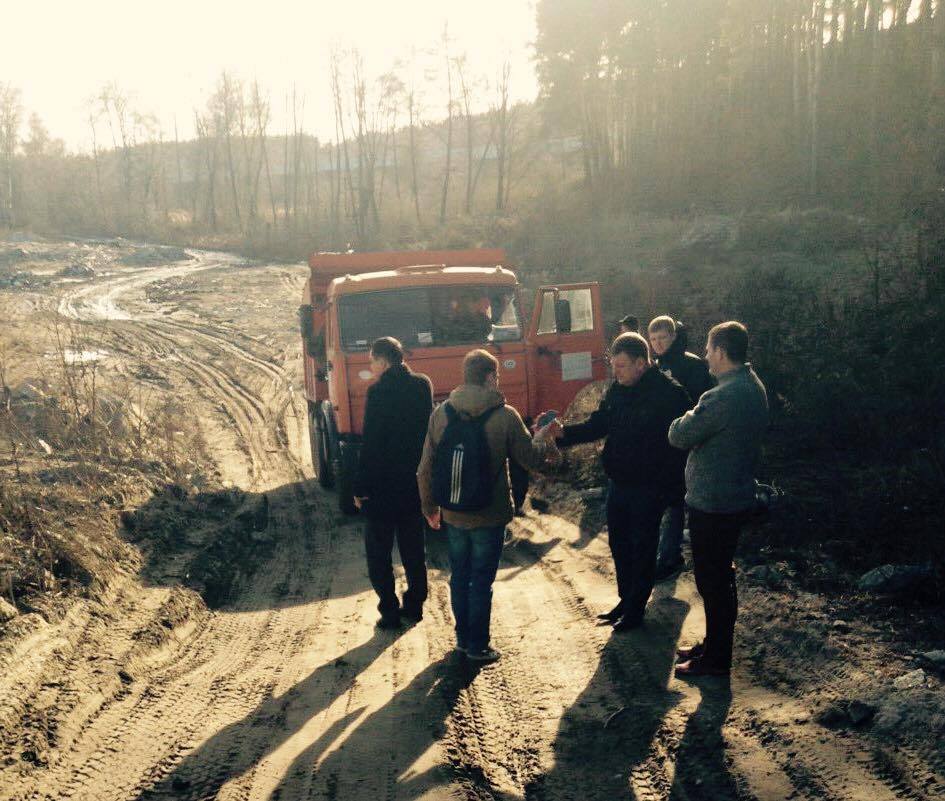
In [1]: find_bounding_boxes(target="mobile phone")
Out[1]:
[537,410,559,428]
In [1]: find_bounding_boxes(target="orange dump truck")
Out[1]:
[299,248,607,512]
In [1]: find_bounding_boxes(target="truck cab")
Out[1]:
[299,248,606,512]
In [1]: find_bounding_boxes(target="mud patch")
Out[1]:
[125,485,274,607]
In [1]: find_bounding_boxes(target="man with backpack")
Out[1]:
[354,337,434,629]
[550,333,692,631]
[417,349,556,663]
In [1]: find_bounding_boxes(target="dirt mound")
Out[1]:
[119,246,192,267]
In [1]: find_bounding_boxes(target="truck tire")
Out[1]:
[308,405,334,488]
[336,442,359,516]
[315,413,334,489]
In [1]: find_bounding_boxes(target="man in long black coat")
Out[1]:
[354,337,433,628]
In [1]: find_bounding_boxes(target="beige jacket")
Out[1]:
[417,384,547,529]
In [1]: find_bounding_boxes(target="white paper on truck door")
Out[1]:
[560,351,592,381]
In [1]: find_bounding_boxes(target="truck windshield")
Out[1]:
[338,286,521,350]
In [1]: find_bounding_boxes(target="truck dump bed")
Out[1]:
[307,248,508,294]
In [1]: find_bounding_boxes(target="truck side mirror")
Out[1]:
[554,298,572,334]
[298,304,316,356]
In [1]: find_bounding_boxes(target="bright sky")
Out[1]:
[1,0,538,153]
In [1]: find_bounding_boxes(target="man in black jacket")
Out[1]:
[648,316,715,580]
[354,337,434,628]
[648,317,714,402]
[551,333,691,630]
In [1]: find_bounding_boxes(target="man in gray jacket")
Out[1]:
[668,321,768,677]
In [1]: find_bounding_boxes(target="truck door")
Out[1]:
[525,283,607,419]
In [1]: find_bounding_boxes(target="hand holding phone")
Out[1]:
[536,410,559,428]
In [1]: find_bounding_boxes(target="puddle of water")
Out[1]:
[60,349,110,364]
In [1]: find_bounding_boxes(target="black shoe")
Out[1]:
[400,593,423,622]
[612,615,644,632]
[676,641,705,662]
[376,614,401,630]
[675,656,730,678]
[654,560,684,582]
[596,602,624,622]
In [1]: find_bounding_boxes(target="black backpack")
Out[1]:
[432,402,501,511]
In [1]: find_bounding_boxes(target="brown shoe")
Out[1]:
[676,641,705,662]
[675,658,729,678]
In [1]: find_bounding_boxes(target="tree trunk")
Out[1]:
[810,2,825,197]
[407,92,423,227]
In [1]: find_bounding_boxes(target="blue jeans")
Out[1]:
[445,524,505,653]
[656,504,685,570]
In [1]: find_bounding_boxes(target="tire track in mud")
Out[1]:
[5,247,353,801]
[12,244,941,801]
[9,474,334,801]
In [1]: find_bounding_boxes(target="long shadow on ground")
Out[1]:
[126,480,561,613]
[133,628,408,800]
[531,593,691,799]
[266,654,485,800]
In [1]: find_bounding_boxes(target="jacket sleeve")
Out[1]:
[693,362,716,402]
[557,397,610,447]
[416,409,439,518]
[354,385,384,497]
[668,389,726,450]
[506,408,550,472]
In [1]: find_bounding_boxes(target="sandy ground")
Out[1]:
[0,239,943,801]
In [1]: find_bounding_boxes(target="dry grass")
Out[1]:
[0,318,211,611]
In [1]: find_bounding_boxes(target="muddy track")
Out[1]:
[3,244,942,801]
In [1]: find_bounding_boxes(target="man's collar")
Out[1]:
[716,363,749,383]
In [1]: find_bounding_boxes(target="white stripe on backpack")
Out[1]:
[450,446,464,505]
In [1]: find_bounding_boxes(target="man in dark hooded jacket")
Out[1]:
[354,337,434,628]
[647,316,715,579]
[552,333,691,630]
[648,317,714,403]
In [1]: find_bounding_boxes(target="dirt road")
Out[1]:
[1,242,942,801]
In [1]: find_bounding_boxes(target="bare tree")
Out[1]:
[330,52,358,236]
[87,108,108,228]
[0,84,23,226]
[96,83,137,226]
[194,110,219,230]
[455,55,496,215]
[399,50,425,228]
[493,60,512,212]
[439,25,455,225]
[210,73,244,233]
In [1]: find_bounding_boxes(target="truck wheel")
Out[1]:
[308,405,334,488]
[336,443,359,515]
[316,413,334,489]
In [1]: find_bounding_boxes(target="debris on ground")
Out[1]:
[857,564,934,594]
[892,669,927,691]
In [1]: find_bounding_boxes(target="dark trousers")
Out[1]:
[364,511,428,616]
[606,482,670,621]
[688,507,749,668]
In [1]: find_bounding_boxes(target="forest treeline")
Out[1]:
[537,0,945,211]
[0,48,538,254]
[0,1,942,252]
[0,2,944,579]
